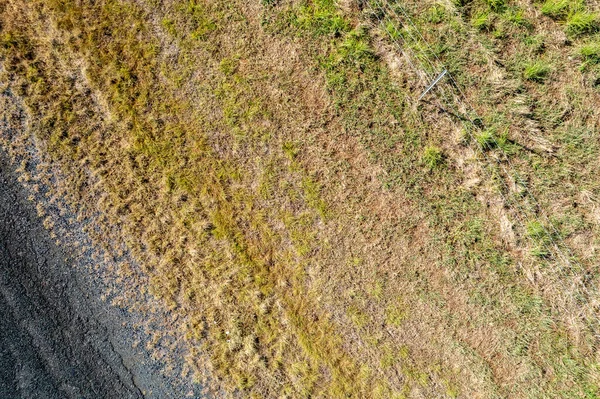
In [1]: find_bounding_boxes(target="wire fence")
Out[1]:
[364,0,599,333]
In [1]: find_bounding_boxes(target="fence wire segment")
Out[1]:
[364,0,599,334]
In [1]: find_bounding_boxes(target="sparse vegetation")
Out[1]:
[1,0,600,397]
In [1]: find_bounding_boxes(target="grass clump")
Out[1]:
[540,0,571,20]
[504,7,531,29]
[472,11,492,31]
[475,130,497,150]
[384,21,402,41]
[526,220,549,241]
[385,303,407,327]
[579,41,600,64]
[522,34,546,54]
[538,0,600,38]
[523,61,552,82]
[426,5,446,24]
[486,0,506,13]
[451,0,472,7]
[294,0,349,37]
[339,28,375,68]
[219,57,239,75]
[422,145,444,169]
[566,11,599,36]
[526,221,553,258]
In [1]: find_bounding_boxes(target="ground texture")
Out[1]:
[1,0,600,398]
[0,151,204,398]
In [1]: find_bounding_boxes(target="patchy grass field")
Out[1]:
[1,0,600,397]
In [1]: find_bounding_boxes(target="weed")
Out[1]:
[579,42,600,64]
[294,1,349,37]
[219,57,239,75]
[486,0,506,13]
[475,129,497,150]
[426,5,446,24]
[504,7,531,29]
[567,11,599,36]
[385,21,402,41]
[161,18,177,37]
[339,28,376,69]
[385,303,406,327]
[524,61,551,82]
[348,305,369,328]
[423,145,444,169]
[526,220,548,240]
[282,141,299,160]
[540,0,571,20]
[369,281,384,300]
[451,0,472,8]
[526,220,553,257]
[472,12,492,31]
[301,176,327,219]
[522,34,546,54]
[380,346,397,369]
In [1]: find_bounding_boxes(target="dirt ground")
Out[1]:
[0,149,206,399]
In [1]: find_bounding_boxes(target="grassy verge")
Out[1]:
[1,0,599,397]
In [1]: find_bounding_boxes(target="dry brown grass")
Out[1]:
[1,0,600,397]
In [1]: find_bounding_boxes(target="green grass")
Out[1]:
[426,5,446,24]
[486,0,506,13]
[422,146,445,169]
[3,0,600,397]
[567,11,599,36]
[537,0,600,41]
[504,7,530,28]
[384,21,402,41]
[293,0,349,37]
[579,41,600,64]
[475,129,498,150]
[540,0,572,20]
[524,61,552,82]
[338,27,375,69]
[472,11,492,31]
[385,303,407,327]
[526,220,553,258]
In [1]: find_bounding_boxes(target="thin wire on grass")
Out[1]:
[388,1,588,279]
[366,0,598,332]
[366,0,432,85]
[389,3,599,323]
[369,0,541,246]
[417,2,597,325]
[378,0,579,268]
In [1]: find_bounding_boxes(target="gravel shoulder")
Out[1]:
[0,149,204,398]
